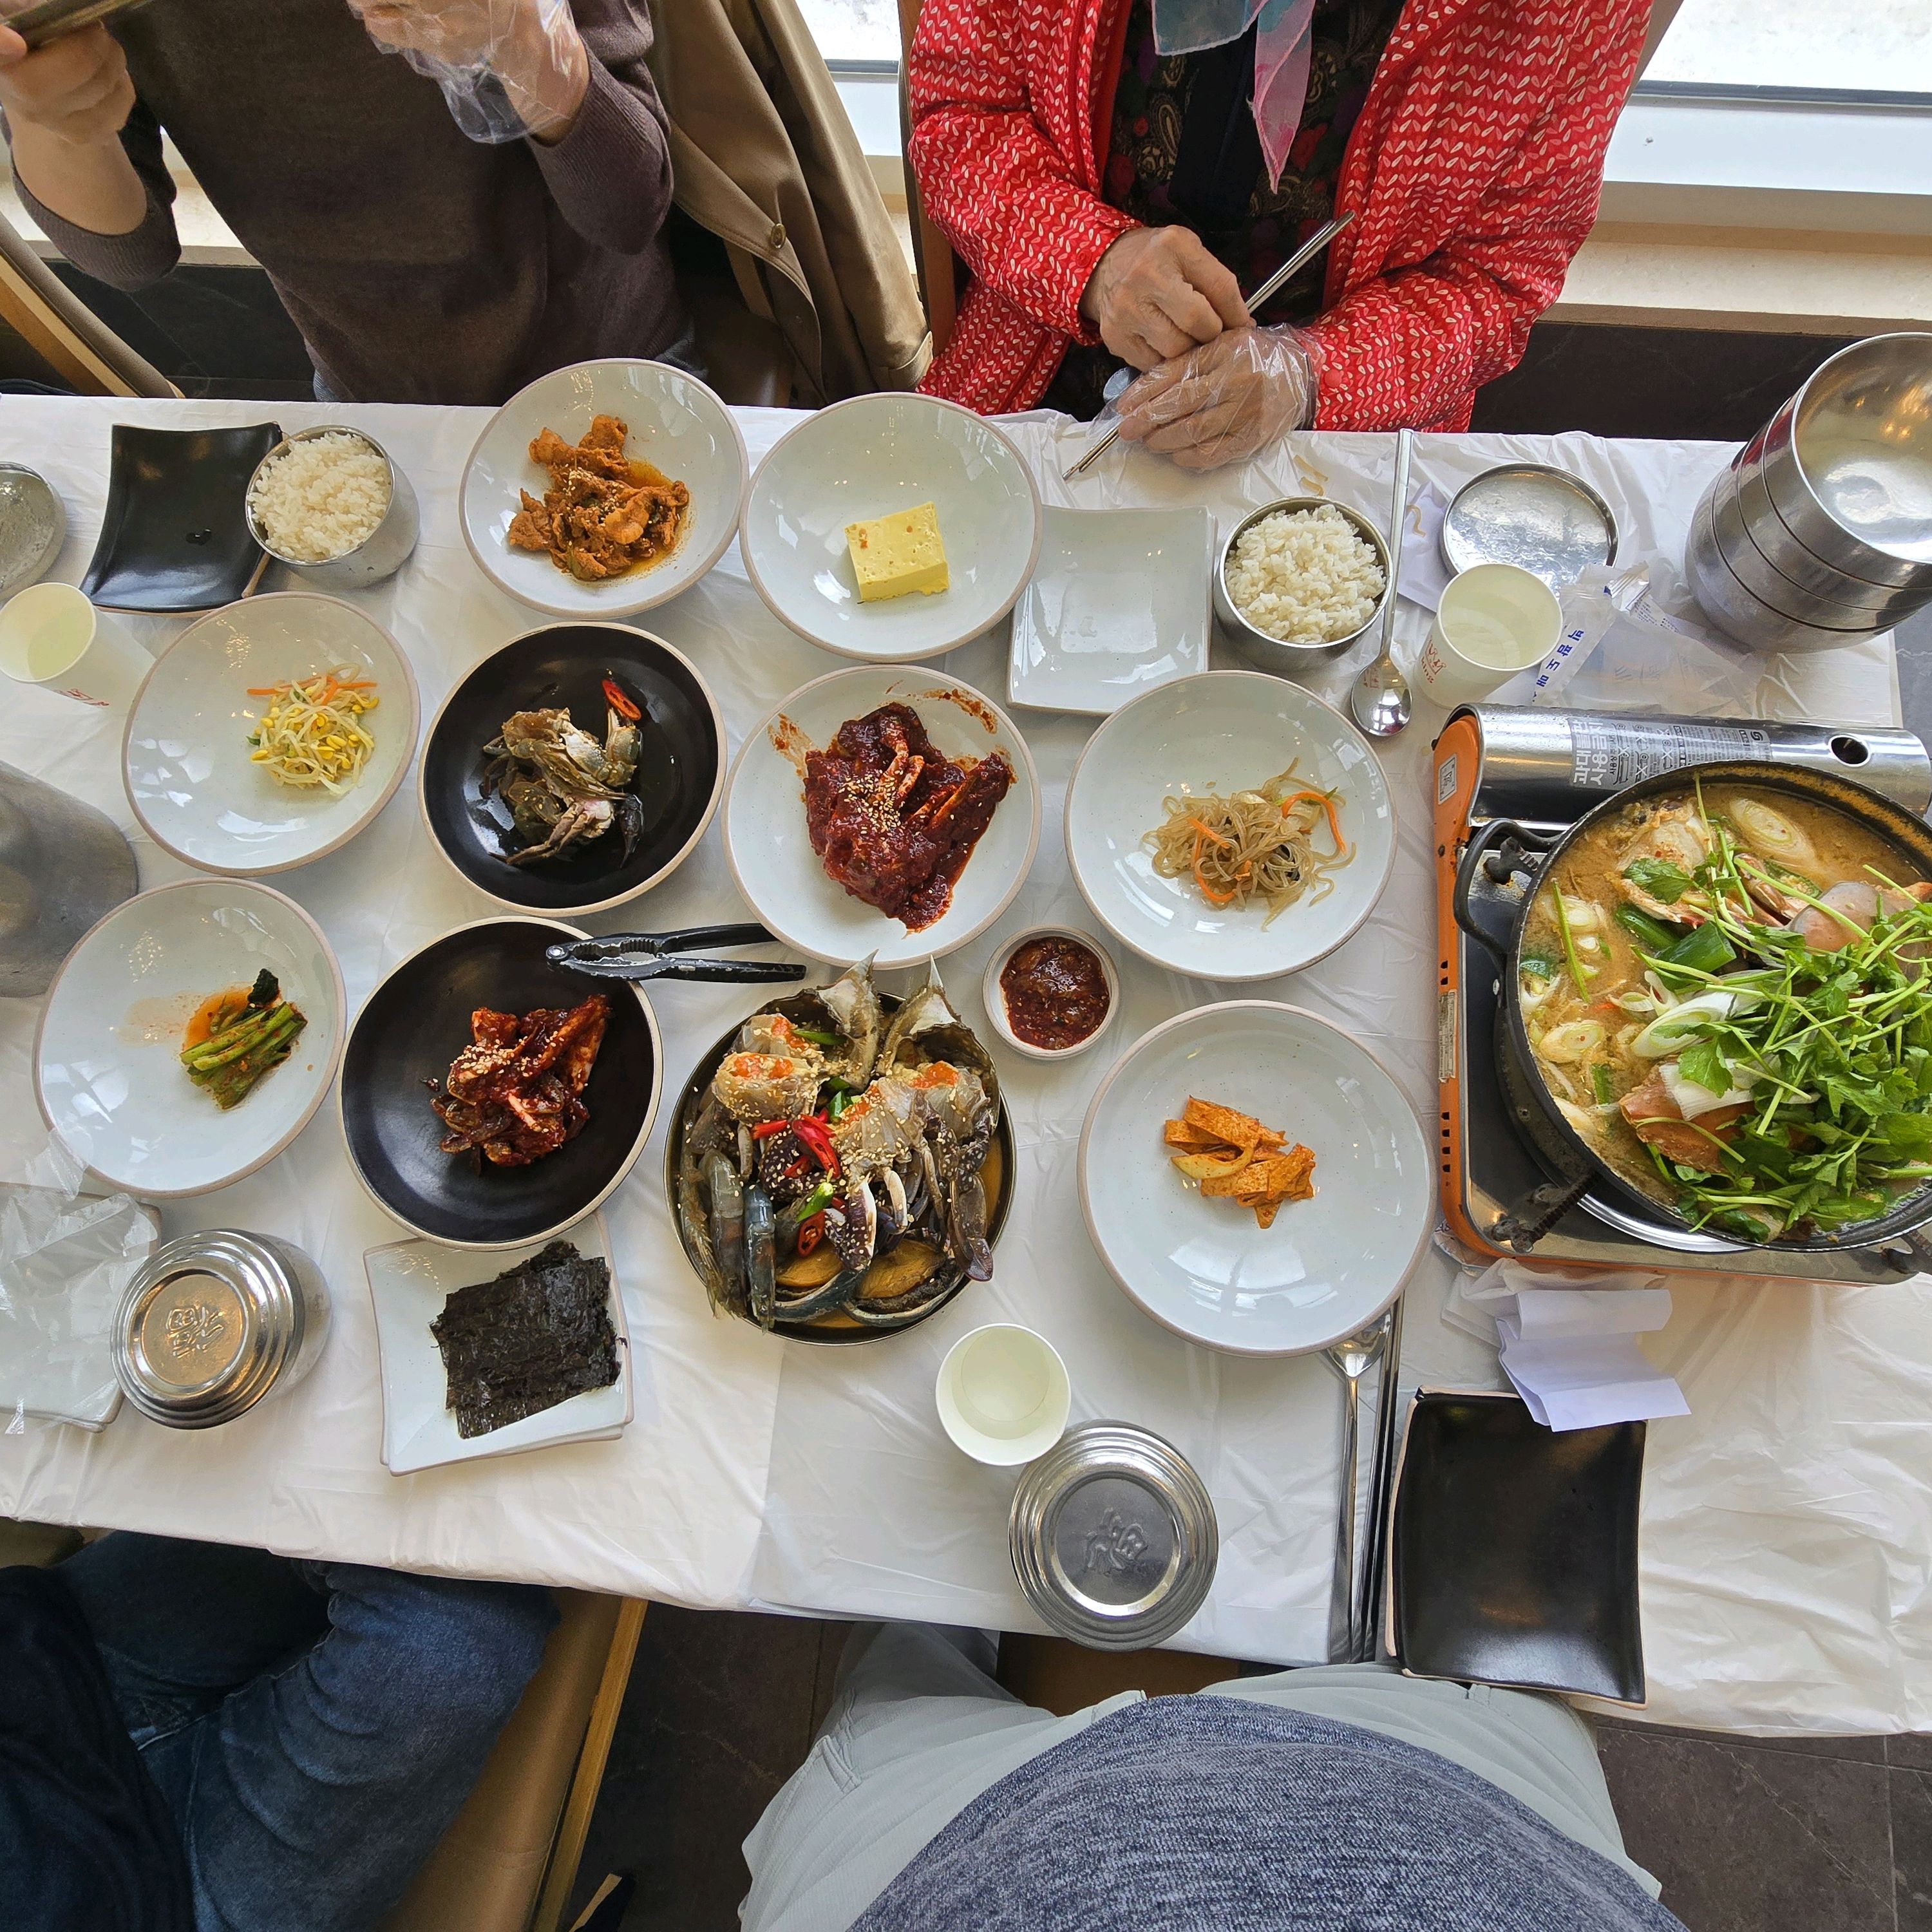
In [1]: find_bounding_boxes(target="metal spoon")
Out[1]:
[1321,1311,1390,1663]
[1349,426,1414,739]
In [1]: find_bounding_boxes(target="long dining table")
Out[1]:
[1,390,1927,1739]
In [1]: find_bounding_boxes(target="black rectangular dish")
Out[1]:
[80,422,280,613]
[1388,1389,1645,1705]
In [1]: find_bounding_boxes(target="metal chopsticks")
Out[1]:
[1061,209,1356,482]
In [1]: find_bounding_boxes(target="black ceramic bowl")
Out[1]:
[341,917,661,1248]
[419,621,724,916]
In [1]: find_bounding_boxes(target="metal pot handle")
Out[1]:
[1451,818,1558,964]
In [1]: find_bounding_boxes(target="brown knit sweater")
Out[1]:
[15,0,684,404]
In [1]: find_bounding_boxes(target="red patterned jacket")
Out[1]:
[907,0,1649,430]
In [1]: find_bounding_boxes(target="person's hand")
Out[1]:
[348,0,589,142]
[0,24,135,149]
[1079,227,1249,372]
[1115,325,1321,471]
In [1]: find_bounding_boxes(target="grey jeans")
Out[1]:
[742,1624,1661,1932]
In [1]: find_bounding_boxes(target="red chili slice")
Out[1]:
[751,1120,790,1140]
[601,677,641,721]
[796,1212,825,1256]
[791,1117,838,1171]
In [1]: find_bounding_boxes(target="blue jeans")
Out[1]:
[59,1533,556,1932]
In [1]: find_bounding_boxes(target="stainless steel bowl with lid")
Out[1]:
[1009,1420,1218,1650]
[245,426,421,592]
[1746,336,1932,591]
[0,464,65,594]
[112,1229,331,1428]
[1213,496,1391,677]
[1439,462,1618,587]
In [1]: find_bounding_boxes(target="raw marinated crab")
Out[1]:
[675,958,1003,1334]
[480,705,644,867]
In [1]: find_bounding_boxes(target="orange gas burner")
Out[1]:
[1431,705,1931,1282]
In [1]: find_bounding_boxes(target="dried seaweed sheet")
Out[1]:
[431,1240,618,1438]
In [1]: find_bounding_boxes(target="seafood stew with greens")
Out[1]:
[1520,782,1932,1242]
[674,958,1006,1338]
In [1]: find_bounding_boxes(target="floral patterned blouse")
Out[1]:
[1045,0,1404,418]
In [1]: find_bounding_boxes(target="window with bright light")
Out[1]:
[797,0,901,68]
[1642,0,1932,97]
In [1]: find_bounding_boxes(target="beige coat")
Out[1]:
[647,0,930,405]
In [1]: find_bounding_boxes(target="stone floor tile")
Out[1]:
[1599,1725,1895,1932]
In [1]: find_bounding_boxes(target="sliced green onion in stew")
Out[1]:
[1613,903,1681,952]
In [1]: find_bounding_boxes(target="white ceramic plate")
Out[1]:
[741,393,1042,662]
[122,592,419,876]
[35,881,345,1198]
[459,359,746,619]
[1009,506,1213,715]
[364,1213,631,1473]
[724,665,1040,969]
[1065,670,1395,981]
[1079,1002,1432,1356]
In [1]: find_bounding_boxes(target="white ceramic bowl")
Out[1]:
[1079,1001,1432,1356]
[1065,670,1395,981]
[741,392,1042,662]
[980,925,1119,1061]
[459,358,746,619]
[724,665,1040,969]
[936,1323,1071,1466]
[35,880,345,1198]
[123,592,419,876]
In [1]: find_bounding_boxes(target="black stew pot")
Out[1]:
[1452,759,1932,1260]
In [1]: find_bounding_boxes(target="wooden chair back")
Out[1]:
[0,211,175,397]
[894,0,957,356]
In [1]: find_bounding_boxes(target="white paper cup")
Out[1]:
[1415,562,1561,708]
[0,583,151,708]
[935,1323,1071,1467]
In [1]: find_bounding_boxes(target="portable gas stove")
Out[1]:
[1432,705,1932,1282]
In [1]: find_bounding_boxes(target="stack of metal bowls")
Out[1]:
[111,1230,331,1430]
[1688,332,1932,654]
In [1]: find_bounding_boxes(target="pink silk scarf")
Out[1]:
[1150,0,1318,188]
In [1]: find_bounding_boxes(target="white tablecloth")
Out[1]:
[0,393,1924,1738]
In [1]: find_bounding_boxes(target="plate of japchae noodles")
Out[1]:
[1065,671,1395,980]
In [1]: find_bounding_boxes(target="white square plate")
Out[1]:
[364,1213,631,1474]
[1008,506,1213,716]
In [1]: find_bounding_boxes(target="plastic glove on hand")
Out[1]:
[1079,226,1251,371]
[348,0,589,142]
[1115,325,1321,471]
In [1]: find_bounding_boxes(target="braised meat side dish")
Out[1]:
[506,414,688,583]
[1519,784,1932,1240]
[431,995,610,1168]
[803,703,1013,932]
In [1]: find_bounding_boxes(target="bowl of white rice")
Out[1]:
[246,427,419,590]
[1214,497,1390,675]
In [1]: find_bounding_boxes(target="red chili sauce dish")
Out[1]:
[999,936,1110,1052]
[803,702,1014,933]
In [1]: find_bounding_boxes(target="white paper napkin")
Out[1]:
[1443,1258,1690,1433]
